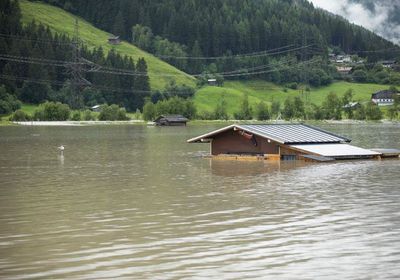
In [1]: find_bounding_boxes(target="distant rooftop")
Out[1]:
[372,90,399,99]
[154,115,188,123]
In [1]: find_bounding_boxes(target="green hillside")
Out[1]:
[194,81,391,115]
[19,0,195,90]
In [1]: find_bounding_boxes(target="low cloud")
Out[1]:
[309,0,400,45]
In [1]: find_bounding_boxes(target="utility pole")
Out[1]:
[301,31,310,104]
[300,31,311,120]
[67,19,90,109]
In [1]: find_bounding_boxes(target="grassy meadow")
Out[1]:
[20,0,195,90]
[194,80,392,115]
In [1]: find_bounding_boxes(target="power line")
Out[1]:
[154,45,295,60]
[0,54,72,65]
[0,55,70,68]
[0,31,318,60]
[0,57,322,93]
[0,50,324,79]
[155,45,315,60]
[0,33,72,46]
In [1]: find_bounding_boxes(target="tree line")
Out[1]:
[10,102,130,122]
[0,0,151,112]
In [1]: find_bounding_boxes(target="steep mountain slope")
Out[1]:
[20,0,195,90]
[39,0,398,57]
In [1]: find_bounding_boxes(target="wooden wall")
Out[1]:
[211,129,279,156]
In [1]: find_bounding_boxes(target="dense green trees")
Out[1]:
[142,97,196,121]
[388,95,400,120]
[342,89,355,119]
[0,85,21,114]
[234,94,252,120]
[32,102,71,121]
[255,101,270,121]
[46,0,397,58]
[98,104,129,121]
[350,65,400,85]
[322,92,343,120]
[10,109,30,121]
[365,102,383,120]
[41,0,399,85]
[0,0,151,112]
[213,97,229,121]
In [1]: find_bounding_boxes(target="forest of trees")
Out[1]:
[0,0,151,111]
[39,0,399,81]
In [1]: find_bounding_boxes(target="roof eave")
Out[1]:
[234,124,286,144]
[187,124,237,143]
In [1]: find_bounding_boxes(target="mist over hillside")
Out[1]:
[310,0,400,45]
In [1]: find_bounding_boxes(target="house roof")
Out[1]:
[372,90,398,99]
[154,115,188,122]
[290,144,380,158]
[187,124,351,144]
[343,102,360,109]
[381,60,396,64]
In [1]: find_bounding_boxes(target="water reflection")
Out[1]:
[209,159,311,177]
[58,154,65,165]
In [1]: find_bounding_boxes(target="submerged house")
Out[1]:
[187,124,384,161]
[154,115,188,126]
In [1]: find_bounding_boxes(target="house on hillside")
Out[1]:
[108,35,121,45]
[380,60,396,69]
[187,124,382,161]
[90,105,102,112]
[336,66,353,75]
[207,79,217,86]
[154,115,188,126]
[343,102,360,109]
[335,55,352,63]
[371,89,399,106]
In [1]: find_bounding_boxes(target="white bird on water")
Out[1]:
[58,145,65,153]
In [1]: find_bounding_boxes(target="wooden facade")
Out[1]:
[188,124,386,162]
[211,129,278,156]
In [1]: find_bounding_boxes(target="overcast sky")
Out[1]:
[308,0,400,45]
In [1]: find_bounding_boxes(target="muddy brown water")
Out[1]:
[0,123,399,279]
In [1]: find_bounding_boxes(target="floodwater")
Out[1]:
[0,123,399,279]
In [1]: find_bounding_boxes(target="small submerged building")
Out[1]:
[154,115,188,126]
[187,124,391,161]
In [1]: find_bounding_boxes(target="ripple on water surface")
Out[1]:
[0,124,399,279]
